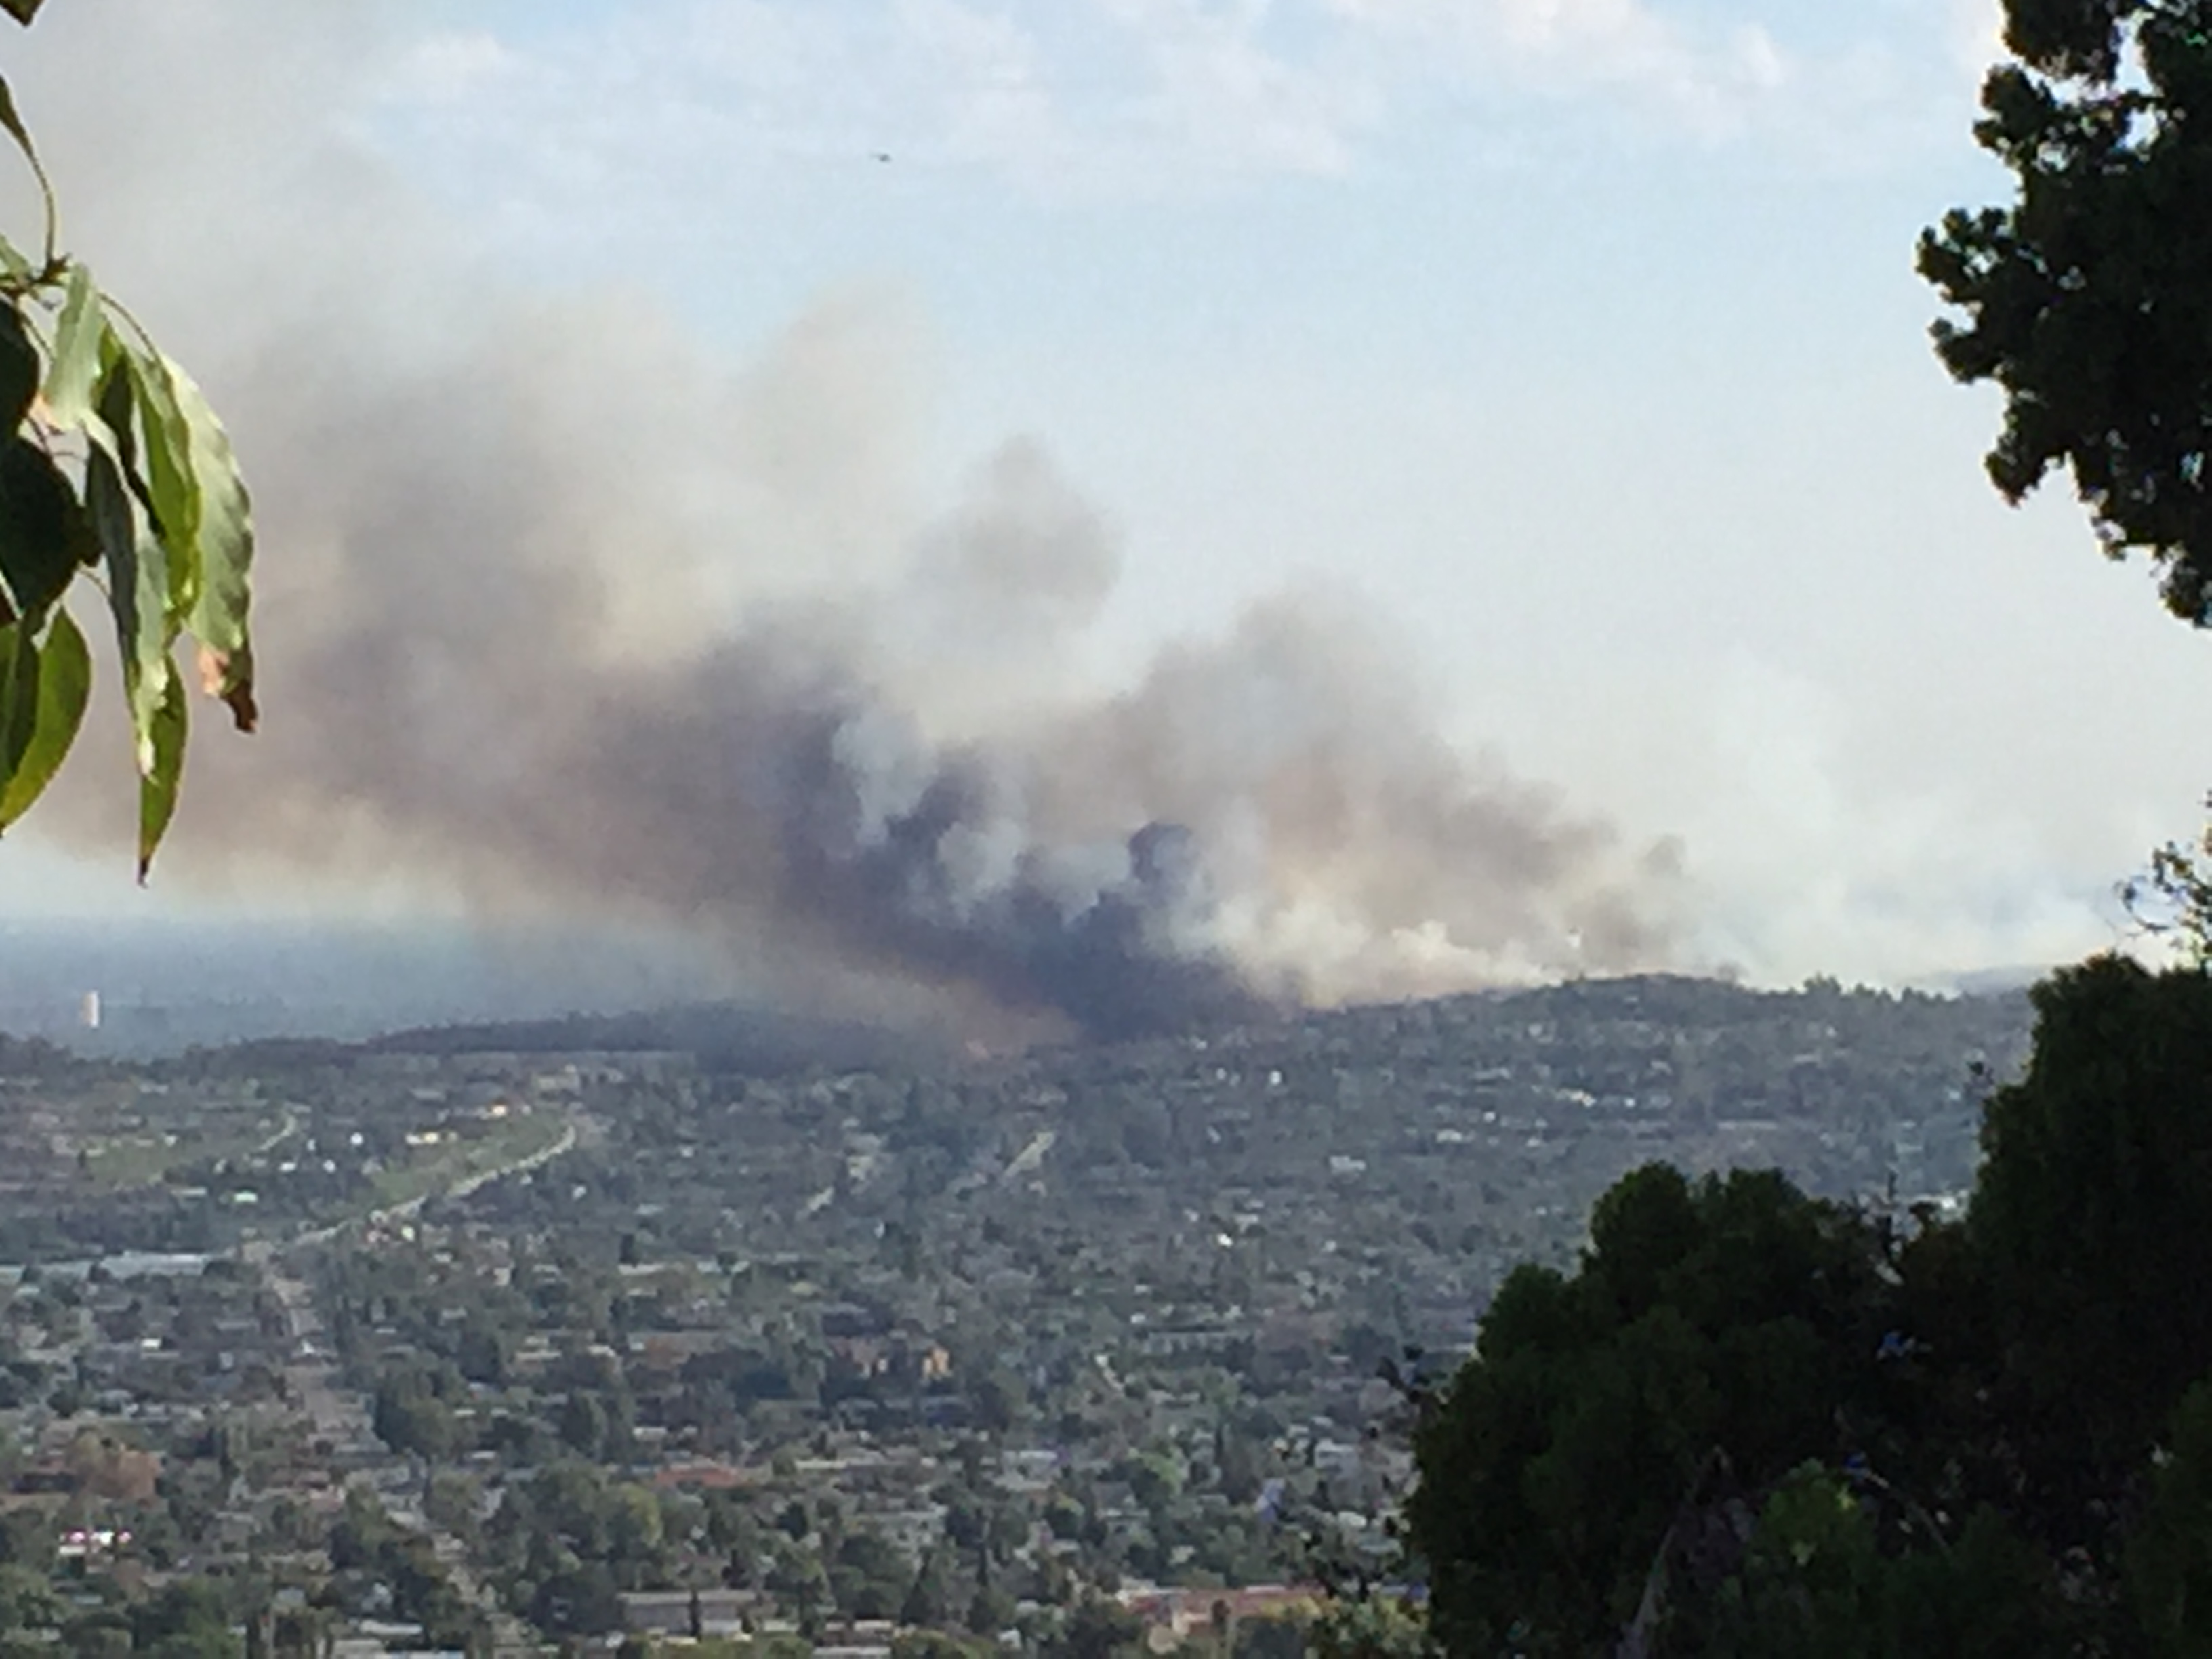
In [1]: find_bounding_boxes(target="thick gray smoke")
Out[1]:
[16,5,1682,1040]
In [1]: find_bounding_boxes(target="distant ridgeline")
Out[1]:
[365,1003,943,1078]
[0,968,2030,1277]
[368,970,2032,1099]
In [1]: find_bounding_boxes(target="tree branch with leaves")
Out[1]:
[0,0,255,876]
[1919,1,2212,622]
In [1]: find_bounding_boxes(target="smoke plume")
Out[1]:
[20,6,1681,1040]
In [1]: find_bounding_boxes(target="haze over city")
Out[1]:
[3,0,2205,1033]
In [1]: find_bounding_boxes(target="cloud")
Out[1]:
[1325,0,1791,136]
[374,0,1367,205]
[362,0,1984,213]
[1083,0,1375,176]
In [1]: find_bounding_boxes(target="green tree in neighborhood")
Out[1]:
[0,1564,64,1637]
[1408,1166,1893,1654]
[1307,1597,1429,1659]
[1049,1596,1142,1659]
[131,1582,242,1659]
[2126,1380,2212,1654]
[890,1633,994,1659]
[1406,960,2212,1653]
[1969,957,2212,1517]
[1672,1465,2070,1659]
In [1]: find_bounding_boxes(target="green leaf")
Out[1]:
[0,436,89,621]
[43,264,106,429]
[84,427,172,779]
[0,302,35,429]
[94,348,137,473]
[137,662,185,881]
[0,616,31,782]
[0,75,55,266]
[0,75,32,161]
[123,346,197,620]
[0,606,88,829]
[0,1,45,25]
[131,348,254,730]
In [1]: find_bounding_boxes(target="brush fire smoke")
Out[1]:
[21,6,1683,1040]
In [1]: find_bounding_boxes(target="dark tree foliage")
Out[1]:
[1921,1,2212,619]
[1048,1597,1144,1659]
[1408,960,2212,1655]
[1408,1166,1895,1656]
[1972,957,2212,1510]
[1668,1471,2069,1659]
[2126,1378,2212,1650]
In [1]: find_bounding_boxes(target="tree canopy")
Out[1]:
[1920,1,2212,621]
[1406,959,2212,1655]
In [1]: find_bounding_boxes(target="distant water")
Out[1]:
[0,916,739,1055]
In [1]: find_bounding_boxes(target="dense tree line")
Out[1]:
[1407,957,2212,1654]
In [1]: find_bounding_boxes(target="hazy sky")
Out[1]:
[3,0,2207,995]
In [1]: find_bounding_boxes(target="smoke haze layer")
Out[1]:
[16,5,1682,1039]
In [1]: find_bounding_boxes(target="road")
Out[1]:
[249,1105,304,1158]
[287,1120,579,1250]
[250,1109,584,1658]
